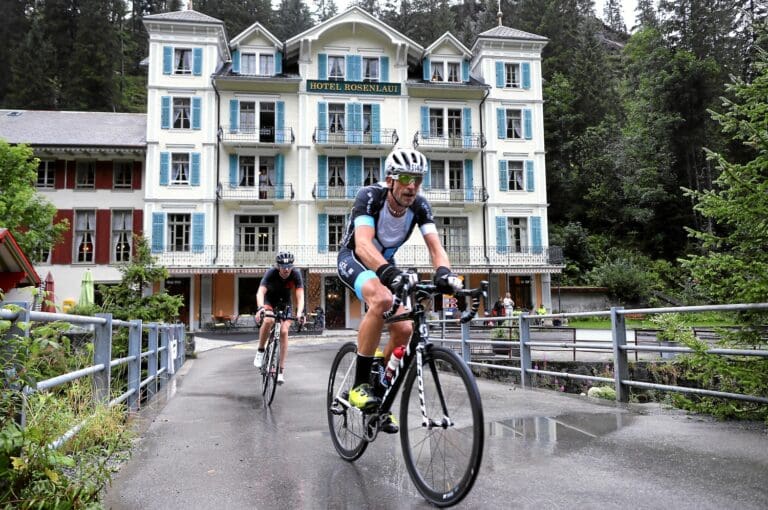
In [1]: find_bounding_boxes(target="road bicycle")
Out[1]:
[258,309,297,405]
[327,272,487,507]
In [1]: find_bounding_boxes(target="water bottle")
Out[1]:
[384,346,405,384]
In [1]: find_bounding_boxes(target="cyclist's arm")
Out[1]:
[354,223,389,271]
[294,287,305,319]
[424,232,451,270]
[256,285,267,309]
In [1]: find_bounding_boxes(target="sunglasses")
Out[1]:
[278,264,293,270]
[393,174,423,186]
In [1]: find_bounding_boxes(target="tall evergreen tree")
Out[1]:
[635,0,659,30]
[314,0,339,22]
[354,0,379,17]
[195,0,273,38]
[603,0,626,33]
[6,13,60,109]
[271,0,314,40]
[0,0,31,107]
[411,0,456,46]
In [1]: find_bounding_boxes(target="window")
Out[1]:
[75,161,95,189]
[240,101,256,132]
[236,215,277,252]
[174,48,192,75]
[113,161,133,190]
[363,158,379,186]
[241,53,257,75]
[171,153,190,185]
[507,161,524,190]
[448,161,463,190]
[35,247,51,264]
[328,215,346,252]
[167,213,191,252]
[259,54,274,76]
[429,160,445,189]
[429,108,443,137]
[505,63,520,88]
[173,98,191,129]
[37,160,54,189]
[430,62,444,82]
[447,62,460,82]
[506,109,523,139]
[112,210,133,262]
[74,210,96,263]
[363,104,372,135]
[435,217,468,250]
[328,157,345,187]
[328,56,344,81]
[329,103,345,140]
[259,102,275,142]
[363,57,379,82]
[447,109,462,140]
[258,156,275,198]
[508,217,528,252]
[239,156,256,187]
[430,60,461,82]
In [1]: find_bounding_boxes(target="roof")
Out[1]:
[477,25,548,42]
[230,21,282,48]
[142,9,224,25]
[423,32,472,59]
[0,110,146,148]
[0,228,41,288]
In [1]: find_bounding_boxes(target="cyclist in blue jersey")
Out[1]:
[336,148,463,432]
[253,251,305,384]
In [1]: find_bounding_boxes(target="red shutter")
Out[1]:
[133,161,143,190]
[51,210,73,264]
[96,161,112,190]
[133,209,144,236]
[65,162,75,189]
[96,210,111,264]
[55,160,66,189]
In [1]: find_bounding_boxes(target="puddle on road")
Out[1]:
[486,413,635,452]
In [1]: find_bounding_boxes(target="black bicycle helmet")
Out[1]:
[275,251,294,266]
[385,147,428,176]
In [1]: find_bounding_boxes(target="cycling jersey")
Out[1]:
[260,267,304,309]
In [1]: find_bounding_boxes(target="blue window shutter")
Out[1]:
[318,214,328,254]
[161,96,171,129]
[347,55,361,81]
[275,153,285,199]
[499,160,508,192]
[347,156,362,198]
[464,159,474,201]
[380,56,389,82]
[420,106,429,136]
[495,216,507,254]
[497,108,506,139]
[192,97,201,130]
[525,160,534,192]
[276,101,285,143]
[380,156,386,181]
[495,61,504,88]
[317,156,328,198]
[229,99,239,132]
[193,48,202,76]
[462,59,470,82]
[371,103,381,144]
[522,62,531,89]
[318,102,327,143]
[152,213,165,253]
[160,152,170,186]
[462,107,472,148]
[275,51,283,75]
[422,57,430,81]
[190,152,200,186]
[229,154,238,187]
[423,159,431,189]
[523,109,532,139]
[318,53,327,80]
[163,46,172,75]
[232,49,240,73]
[192,213,204,253]
[530,216,542,254]
[345,103,353,144]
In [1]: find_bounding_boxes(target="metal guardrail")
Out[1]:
[412,131,486,150]
[312,127,398,146]
[220,127,295,145]
[429,303,768,405]
[1,301,185,450]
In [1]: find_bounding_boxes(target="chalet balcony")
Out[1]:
[218,183,295,203]
[421,186,488,204]
[312,128,398,148]
[412,132,485,152]
[220,126,294,147]
[312,184,362,202]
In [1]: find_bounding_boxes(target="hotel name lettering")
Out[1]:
[307,80,401,95]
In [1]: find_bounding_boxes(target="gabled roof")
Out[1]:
[143,9,230,62]
[0,228,40,288]
[0,110,146,148]
[476,25,548,42]
[424,32,472,59]
[143,9,224,25]
[231,21,282,48]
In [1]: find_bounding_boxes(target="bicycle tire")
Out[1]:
[259,335,272,397]
[400,346,484,507]
[327,342,368,461]
[264,335,280,405]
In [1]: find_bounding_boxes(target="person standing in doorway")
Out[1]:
[503,292,514,317]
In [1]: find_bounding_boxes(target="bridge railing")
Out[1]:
[428,303,768,404]
[1,301,185,450]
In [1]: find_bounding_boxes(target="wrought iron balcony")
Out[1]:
[218,183,294,201]
[312,183,362,201]
[421,187,488,204]
[220,126,295,146]
[412,131,486,152]
[312,128,398,147]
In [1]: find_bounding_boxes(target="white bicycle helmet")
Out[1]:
[385,148,428,176]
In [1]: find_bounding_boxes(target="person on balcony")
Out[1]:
[336,147,463,433]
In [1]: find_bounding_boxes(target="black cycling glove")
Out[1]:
[376,263,409,294]
[433,266,463,294]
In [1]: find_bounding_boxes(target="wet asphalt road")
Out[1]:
[103,338,768,510]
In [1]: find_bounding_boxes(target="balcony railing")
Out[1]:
[220,126,295,145]
[421,187,488,203]
[413,132,486,151]
[152,244,564,271]
[218,184,295,201]
[312,184,363,200]
[312,128,398,146]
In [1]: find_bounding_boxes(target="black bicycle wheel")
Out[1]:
[327,342,368,461]
[400,346,484,507]
[265,336,280,405]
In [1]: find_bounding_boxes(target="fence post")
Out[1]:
[2,301,31,427]
[519,313,532,388]
[611,307,629,403]
[127,320,142,412]
[159,325,169,389]
[178,325,186,366]
[460,320,471,363]
[93,313,113,404]
[147,323,158,400]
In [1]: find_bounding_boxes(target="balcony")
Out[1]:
[412,132,485,153]
[220,126,294,147]
[218,184,294,203]
[312,128,398,149]
[312,184,362,202]
[421,187,488,204]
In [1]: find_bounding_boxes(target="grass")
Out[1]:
[566,311,736,330]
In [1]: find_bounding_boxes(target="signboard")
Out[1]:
[307,79,401,95]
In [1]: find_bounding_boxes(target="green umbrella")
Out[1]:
[79,269,94,307]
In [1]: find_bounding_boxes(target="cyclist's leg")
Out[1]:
[278,319,291,370]
[257,304,275,350]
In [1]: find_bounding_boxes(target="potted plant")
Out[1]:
[490,319,520,357]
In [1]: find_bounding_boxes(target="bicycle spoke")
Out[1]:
[327,342,368,461]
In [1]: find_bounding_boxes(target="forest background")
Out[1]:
[1,0,766,307]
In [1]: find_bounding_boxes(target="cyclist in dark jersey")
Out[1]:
[253,251,305,384]
[337,148,463,432]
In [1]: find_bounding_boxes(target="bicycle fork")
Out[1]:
[416,346,454,430]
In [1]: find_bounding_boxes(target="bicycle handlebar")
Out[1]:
[260,310,303,323]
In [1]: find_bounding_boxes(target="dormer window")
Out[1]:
[239,52,275,76]
[259,54,274,75]
[328,56,344,81]
[505,63,521,88]
[241,53,257,74]
[363,57,379,82]
[430,60,462,83]
[174,48,192,75]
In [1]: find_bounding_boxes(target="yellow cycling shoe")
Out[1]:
[381,413,398,434]
[349,383,381,411]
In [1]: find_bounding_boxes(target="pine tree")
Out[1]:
[314,0,339,22]
[7,14,60,109]
[635,0,658,30]
[271,0,314,40]
[195,0,274,38]
[603,0,626,33]
[0,0,31,107]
